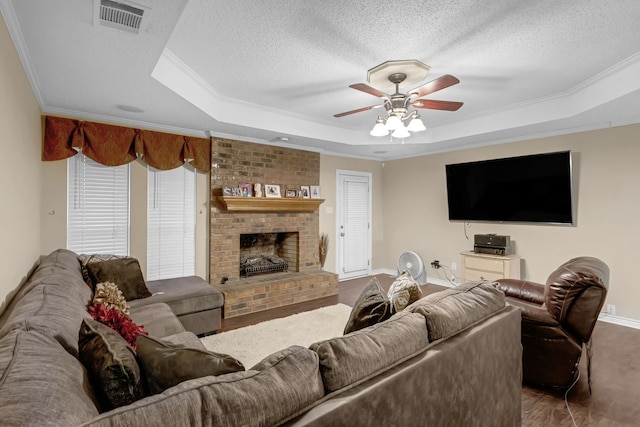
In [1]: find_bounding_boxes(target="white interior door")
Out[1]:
[337,170,371,280]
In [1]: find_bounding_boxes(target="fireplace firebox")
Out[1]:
[239,232,298,277]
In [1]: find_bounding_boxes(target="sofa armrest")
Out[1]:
[496,279,545,305]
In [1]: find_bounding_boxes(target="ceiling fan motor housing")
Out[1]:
[386,95,409,117]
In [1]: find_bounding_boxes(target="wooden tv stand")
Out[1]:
[460,251,521,282]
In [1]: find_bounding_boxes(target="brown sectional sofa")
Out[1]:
[0,249,522,426]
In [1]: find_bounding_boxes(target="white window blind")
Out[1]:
[147,165,196,281]
[67,154,130,255]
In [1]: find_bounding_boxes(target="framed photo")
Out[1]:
[238,183,253,197]
[310,185,321,198]
[300,186,310,199]
[222,187,233,196]
[265,184,281,198]
[286,189,298,198]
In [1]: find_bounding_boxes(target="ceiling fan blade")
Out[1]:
[412,99,464,111]
[349,83,389,99]
[334,104,383,118]
[408,74,460,98]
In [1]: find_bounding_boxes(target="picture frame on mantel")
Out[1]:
[300,186,310,199]
[310,185,321,198]
[238,183,253,197]
[265,184,281,198]
[286,189,298,198]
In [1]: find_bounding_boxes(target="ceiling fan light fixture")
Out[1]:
[406,114,426,132]
[370,117,389,137]
[391,123,410,138]
[385,114,402,130]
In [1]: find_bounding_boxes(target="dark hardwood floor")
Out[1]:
[219,274,444,332]
[220,274,640,426]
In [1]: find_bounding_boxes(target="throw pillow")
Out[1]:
[78,253,126,289]
[343,277,393,335]
[136,334,245,395]
[78,318,145,412]
[93,281,130,317]
[88,303,147,349]
[86,258,152,301]
[388,271,423,312]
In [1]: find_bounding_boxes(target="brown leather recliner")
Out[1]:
[497,256,609,391]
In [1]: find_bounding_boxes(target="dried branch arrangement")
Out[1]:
[319,233,329,268]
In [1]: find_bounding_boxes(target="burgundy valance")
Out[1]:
[43,115,211,173]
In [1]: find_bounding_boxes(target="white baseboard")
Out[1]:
[598,313,640,329]
[370,269,457,288]
[427,277,457,288]
[371,268,396,276]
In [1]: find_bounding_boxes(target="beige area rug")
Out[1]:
[201,304,353,368]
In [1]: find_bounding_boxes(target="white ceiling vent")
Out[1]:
[99,0,144,33]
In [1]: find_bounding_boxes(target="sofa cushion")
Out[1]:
[0,251,93,358]
[129,302,186,338]
[86,258,152,301]
[84,346,325,427]
[388,271,422,312]
[0,280,92,358]
[0,329,99,426]
[136,334,245,394]
[131,276,224,316]
[27,249,86,285]
[78,319,145,412]
[1,249,86,321]
[343,277,393,334]
[407,280,506,341]
[311,311,429,393]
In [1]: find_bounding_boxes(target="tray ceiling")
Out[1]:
[2,0,639,160]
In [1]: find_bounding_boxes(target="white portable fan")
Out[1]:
[397,251,426,284]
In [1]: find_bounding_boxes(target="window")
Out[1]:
[67,154,130,254]
[147,166,196,280]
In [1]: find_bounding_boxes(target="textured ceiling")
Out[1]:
[2,0,640,160]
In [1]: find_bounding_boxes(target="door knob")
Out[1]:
[340,232,345,237]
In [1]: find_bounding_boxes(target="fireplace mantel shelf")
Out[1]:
[215,196,324,212]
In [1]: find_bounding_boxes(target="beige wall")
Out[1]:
[382,125,640,319]
[319,155,384,274]
[0,15,43,309]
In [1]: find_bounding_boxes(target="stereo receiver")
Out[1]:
[473,234,513,256]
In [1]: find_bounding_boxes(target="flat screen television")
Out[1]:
[445,151,574,224]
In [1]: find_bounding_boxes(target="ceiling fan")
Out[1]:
[334,60,463,140]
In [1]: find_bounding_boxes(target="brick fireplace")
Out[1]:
[210,138,338,318]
